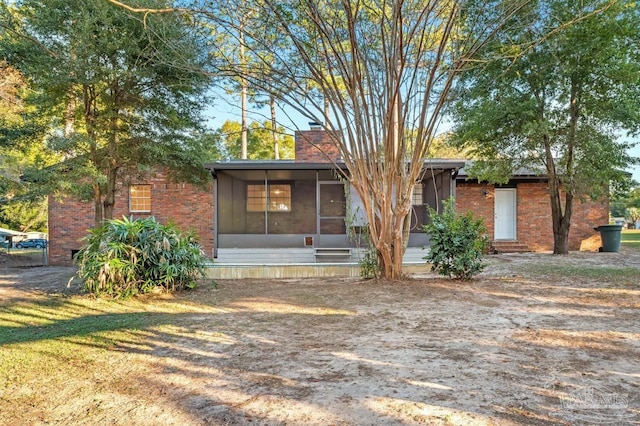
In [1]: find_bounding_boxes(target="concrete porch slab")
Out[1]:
[206,262,431,280]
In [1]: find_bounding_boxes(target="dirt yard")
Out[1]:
[0,250,639,425]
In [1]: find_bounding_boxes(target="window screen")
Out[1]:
[268,184,291,212]
[247,183,291,212]
[412,184,424,206]
[247,184,266,212]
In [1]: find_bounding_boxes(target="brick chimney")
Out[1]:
[294,123,342,163]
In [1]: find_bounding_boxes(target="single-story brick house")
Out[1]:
[48,128,607,266]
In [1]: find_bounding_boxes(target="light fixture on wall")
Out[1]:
[483,189,489,197]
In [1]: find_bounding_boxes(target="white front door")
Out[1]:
[494,189,516,240]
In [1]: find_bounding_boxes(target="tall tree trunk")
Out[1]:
[270,93,279,160]
[543,75,580,255]
[380,206,411,279]
[102,166,118,220]
[555,193,573,254]
[324,96,330,129]
[239,17,248,159]
[549,178,571,254]
[103,107,120,221]
[545,136,573,255]
[93,184,103,227]
[83,84,103,227]
[353,178,412,280]
[241,79,248,159]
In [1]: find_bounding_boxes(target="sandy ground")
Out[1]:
[0,250,639,425]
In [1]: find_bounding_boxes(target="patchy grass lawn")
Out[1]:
[0,251,639,425]
[622,229,640,250]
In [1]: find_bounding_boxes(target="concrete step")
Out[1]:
[490,240,530,254]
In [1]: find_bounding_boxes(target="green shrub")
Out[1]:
[75,216,208,298]
[359,245,381,279]
[347,225,380,279]
[422,199,489,280]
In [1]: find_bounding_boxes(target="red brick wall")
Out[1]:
[570,193,609,251]
[515,182,554,251]
[49,170,214,266]
[48,195,96,266]
[456,181,608,252]
[455,182,496,239]
[294,129,342,163]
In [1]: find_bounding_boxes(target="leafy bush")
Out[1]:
[422,199,489,280]
[359,244,380,279]
[75,216,208,297]
[347,224,380,279]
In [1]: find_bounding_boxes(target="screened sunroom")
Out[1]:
[206,160,464,264]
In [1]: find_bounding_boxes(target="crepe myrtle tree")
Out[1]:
[207,0,529,280]
[105,0,605,278]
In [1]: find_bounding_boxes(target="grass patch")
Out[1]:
[1,249,44,259]
[622,230,640,250]
[0,303,151,346]
[0,291,226,416]
[513,263,640,284]
[0,249,46,267]
[0,296,219,346]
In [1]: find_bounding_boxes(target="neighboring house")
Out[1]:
[0,227,27,248]
[48,126,607,266]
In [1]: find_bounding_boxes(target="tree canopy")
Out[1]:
[611,184,640,218]
[1,0,215,226]
[217,119,294,160]
[0,59,56,232]
[451,0,639,253]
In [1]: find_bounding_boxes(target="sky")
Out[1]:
[205,89,316,134]
[625,141,640,183]
[206,90,640,183]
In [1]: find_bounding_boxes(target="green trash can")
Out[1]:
[594,224,623,252]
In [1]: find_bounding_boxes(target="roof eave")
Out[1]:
[205,159,466,173]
